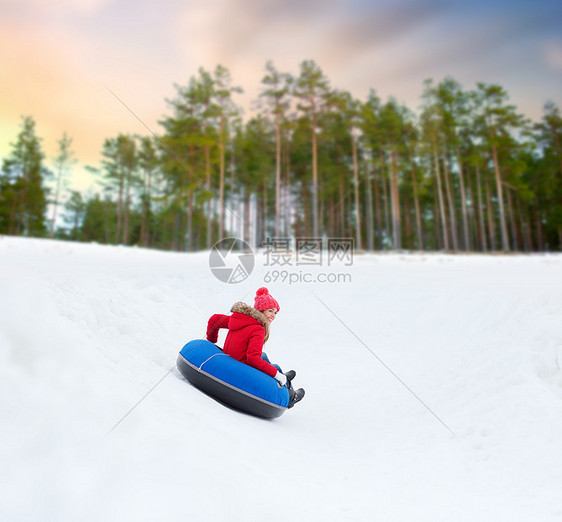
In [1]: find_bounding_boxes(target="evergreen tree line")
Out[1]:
[2,60,562,252]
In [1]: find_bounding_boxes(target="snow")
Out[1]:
[1,235,562,521]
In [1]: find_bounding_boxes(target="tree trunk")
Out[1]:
[366,166,374,251]
[326,198,334,237]
[432,134,449,250]
[258,182,266,245]
[433,183,442,250]
[516,196,530,252]
[488,121,509,251]
[512,190,525,252]
[139,192,146,248]
[144,167,152,247]
[410,159,423,251]
[505,185,519,251]
[381,154,391,247]
[464,168,476,251]
[311,105,319,237]
[299,183,309,240]
[455,145,470,251]
[485,176,496,251]
[219,114,225,241]
[116,172,124,245]
[390,150,401,249]
[104,199,110,244]
[465,183,476,251]
[404,198,413,249]
[351,129,362,249]
[441,139,458,250]
[205,143,212,248]
[8,189,17,235]
[186,190,193,251]
[339,173,345,237]
[476,165,487,252]
[275,113,282,238]
[171,212,180,251]
[373,157,383,250]
[243,186,251,245]
[283,136,291,237]
[229,147,235,236]
[17,176,26,235]
[50,166,63,238]
[535,213,544,251]
[122,170,131,245]
[318,177,324,238]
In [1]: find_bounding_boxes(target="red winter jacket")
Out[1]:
[206,302,278,377]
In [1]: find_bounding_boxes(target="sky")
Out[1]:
[1,0,561,191]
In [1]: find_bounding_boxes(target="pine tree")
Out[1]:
[293,60,330,237]
[213,64,242,241]
[138,137,158,247]
[81,193,116,243]
[232,115,275,245]
[50,132,76,238]
[378,99,407,249]
[360,90,384,249]
[421,80,450,250]
[100,134,137,245]
[323,90,363,248]
[474,84,528,251]
[35,65,562,254]
[0,116,49,237]
[64,190,86,240]
[535,101,562,249]
[260,61,293,238]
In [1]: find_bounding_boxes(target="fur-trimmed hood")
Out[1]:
[229,301,270,342]
[230,302,267,328]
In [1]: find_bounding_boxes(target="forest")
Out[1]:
[1,60,561,252]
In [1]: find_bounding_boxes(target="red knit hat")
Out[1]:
[254,287,280,312]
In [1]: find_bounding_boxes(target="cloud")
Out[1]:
[339,3,562,91]
[544,41,562,70]
[3,0,110,14]
[176,0,448,68]
[171,0,452,117]
[2,0,561,186]
[321,1,448,63]
[0,1,185,163]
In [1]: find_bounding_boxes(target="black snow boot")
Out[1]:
[284,370,296,383]
[288,387,305,408]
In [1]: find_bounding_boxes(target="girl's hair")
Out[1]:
[263,317,270,344]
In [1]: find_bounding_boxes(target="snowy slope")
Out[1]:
[1,236,562,521]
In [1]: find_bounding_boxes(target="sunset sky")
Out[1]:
[1,0,561,191]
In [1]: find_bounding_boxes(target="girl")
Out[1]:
[206,287,305,408]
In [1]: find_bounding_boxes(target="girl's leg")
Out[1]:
[262,352,283,373]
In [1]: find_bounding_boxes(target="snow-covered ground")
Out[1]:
[1,236,562,521]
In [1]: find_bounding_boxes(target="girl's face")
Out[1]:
[262,308,278,324]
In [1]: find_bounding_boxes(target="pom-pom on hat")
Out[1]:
[254,287,280,312]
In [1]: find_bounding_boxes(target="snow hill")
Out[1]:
[1,236,562,521]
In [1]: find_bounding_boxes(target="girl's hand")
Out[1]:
[274,371,287,387]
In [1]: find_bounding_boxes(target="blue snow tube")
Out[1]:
[176,339,290,419]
